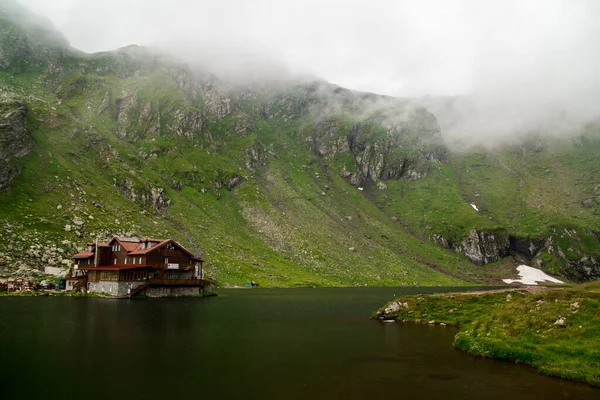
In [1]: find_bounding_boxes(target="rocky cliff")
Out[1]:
[0,97,30,190]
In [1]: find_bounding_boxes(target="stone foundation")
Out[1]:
[87,280,213,298]
[87,281,145,297]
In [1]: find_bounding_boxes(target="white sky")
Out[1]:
[16,0,599,98]
[13,0,600,145]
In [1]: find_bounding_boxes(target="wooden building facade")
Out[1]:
[68,237,211,297]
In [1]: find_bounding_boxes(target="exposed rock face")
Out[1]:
[432,233,451,249]
[229,113,253,137]
[509,236,545,261]
[308,108,447,188]
[307,120,347,157]
[114,92,137,138]
[345,121,441,186]
[0,99,31,190]
[169,66,199,101]
[443,230,600,279]
[261,93,313,121]
[246,142,267,172]
[110,88,206,139]
[203,90,231,121]
[559,257,600,282]
[457,229,510,265]
[534,231,600,282]
[136,101,161,136]
[168,108,203,137]
[150,187,170,209]
[118,178,171,210]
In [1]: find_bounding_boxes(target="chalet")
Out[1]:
[67,236,211,297]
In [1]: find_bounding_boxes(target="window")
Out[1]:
[114,258,117,265]
[139,257,142,264]
[165,257,169,264]
[87,258,90,265]
[124,258,128,265]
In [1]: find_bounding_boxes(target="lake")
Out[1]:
[0,287,598,399]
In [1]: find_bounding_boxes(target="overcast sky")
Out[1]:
[17,0,597,95]
[15,0,600,145]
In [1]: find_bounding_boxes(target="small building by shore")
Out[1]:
[68,236,212,297]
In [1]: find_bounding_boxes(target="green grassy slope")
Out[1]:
[0,57,479,286]
[1,5,599,286]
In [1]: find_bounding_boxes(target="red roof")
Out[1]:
[128,239,170,255]
[78,265,150,271]
[120,241,141,252]
[128,239,203,262]
[108,237,142,252]
[73,236,203,262]
[73,251,94,259]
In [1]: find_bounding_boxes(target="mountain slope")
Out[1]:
[0,4,599,286]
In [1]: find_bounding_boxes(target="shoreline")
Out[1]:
[374,283,600,387]
[0,290,218,299]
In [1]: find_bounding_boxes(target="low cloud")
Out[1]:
[17,0,600,146]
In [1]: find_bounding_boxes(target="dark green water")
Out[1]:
[1,287,598,399]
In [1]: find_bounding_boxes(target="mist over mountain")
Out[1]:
[0,0,599,286]
[17,0,600,148]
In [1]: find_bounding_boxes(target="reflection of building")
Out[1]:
[67,236,211,297]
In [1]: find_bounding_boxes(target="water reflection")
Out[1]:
[0,288,598,399]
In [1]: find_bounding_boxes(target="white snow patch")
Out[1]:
[470,203,479,211]
[503,265,564,285]
[358,187,364,191]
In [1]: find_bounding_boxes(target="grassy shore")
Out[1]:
[375,282,600,387]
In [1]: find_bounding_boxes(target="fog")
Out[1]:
[16,0,600,147]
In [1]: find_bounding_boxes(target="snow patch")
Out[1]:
[470,203,479,211]
[503,265,564,285]
[358,187,363,191]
